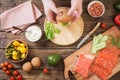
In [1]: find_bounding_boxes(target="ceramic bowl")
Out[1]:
[25,25,42,42]
[87,1,105,17]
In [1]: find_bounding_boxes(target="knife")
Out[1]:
[76,22,101,49]
[68,71,76,80]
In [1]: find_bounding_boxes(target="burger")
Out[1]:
[56,7,74,26]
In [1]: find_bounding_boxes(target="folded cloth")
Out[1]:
[0,0,42,34]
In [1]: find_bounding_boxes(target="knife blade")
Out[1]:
[76,22,101,49]
[68,71,76,80]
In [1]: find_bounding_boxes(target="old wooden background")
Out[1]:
[0,0,120,80]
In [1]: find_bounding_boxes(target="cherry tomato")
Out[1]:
[0,63,5,68]
[114,14,120,25]
[2,67,8,71]
[17,75,23,80]
[10,76,15,80]
[4,61,9,67]
[13,70,19,76]
[101,23,106,28]
[8,64,13,69]
[5,70,11,75]
[43,68,49,74]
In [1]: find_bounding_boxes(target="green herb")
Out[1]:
[61,23,68,26]
[110,35,120,48]
[45,22,61,40]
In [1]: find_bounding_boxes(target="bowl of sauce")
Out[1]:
[25,25,42,42]
[87,1,105,17]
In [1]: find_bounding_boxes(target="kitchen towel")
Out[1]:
[0,0,42,34]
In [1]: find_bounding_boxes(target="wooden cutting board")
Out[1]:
[44,17,84,46]
[64,26,120,80]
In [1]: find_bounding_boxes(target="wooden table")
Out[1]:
[0,0,120,80]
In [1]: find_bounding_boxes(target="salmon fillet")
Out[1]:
[74,54,95,78]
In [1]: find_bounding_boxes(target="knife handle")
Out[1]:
[89,22,101,35]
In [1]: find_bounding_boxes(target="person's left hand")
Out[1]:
[67,0,83,20]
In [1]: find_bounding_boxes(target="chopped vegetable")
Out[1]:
[110,36,120,48]
[45,22,61,40]
[91,34,108,53]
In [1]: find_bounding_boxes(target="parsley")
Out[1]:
[61,23,68,26]
[45,22,61,40]
[110,35,120,48]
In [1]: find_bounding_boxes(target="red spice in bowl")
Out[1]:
[88,1,105,17]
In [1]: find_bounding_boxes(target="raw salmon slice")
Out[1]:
[90,48,119,80]
[74,54,95,78]
[95,48,119,73]
[90,65,109,80]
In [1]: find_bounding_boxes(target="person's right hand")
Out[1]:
[42,0,60,23]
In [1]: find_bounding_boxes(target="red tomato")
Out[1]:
[114,14,120,25]
[8,64,13,69]
[101,23,107,28]
[43,68,49,74]
[4,61,9,67]
[10,76,15,80]
[0,63,5,68]
[13,70,19,76]
[17,75,23,80]
[2,67,8,71]
[5,70,11,75]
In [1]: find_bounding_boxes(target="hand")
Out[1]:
[68,0,83,19]
[42,0,60,23]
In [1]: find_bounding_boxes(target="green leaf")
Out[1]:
[45,22,61,40]
[61,23,68,26]
[110,35,120,48]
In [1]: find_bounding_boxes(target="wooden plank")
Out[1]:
[0,69,65,80]
[0,26,119,49]
[0,48,71,80]
[0,48,75,68]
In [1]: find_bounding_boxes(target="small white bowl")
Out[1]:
[25,25,42,42]
[87,1,105,18]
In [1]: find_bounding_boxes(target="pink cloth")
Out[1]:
[0,0,42,34]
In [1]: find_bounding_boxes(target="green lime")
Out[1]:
[114,2,120,12]
[47,54,61,66]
